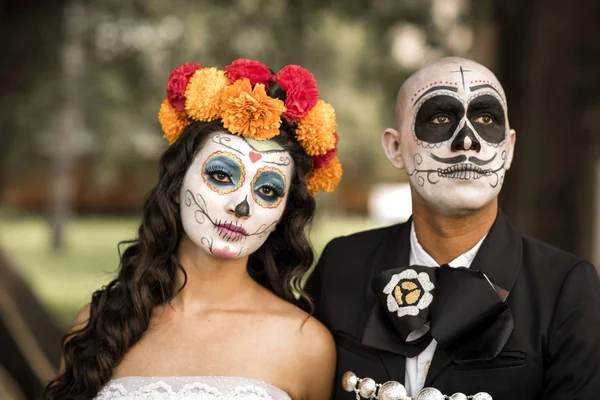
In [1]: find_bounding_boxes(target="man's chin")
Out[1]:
[418,187,498,217]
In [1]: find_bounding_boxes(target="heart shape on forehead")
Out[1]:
[249,151,262,163]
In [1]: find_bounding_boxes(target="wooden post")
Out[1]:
[496,0,600,264]
[50,0,85,251]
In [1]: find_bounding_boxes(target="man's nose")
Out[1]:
[451,124,481,152]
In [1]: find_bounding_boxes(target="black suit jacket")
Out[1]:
[307,212,600,399]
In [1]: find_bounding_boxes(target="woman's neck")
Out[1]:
[411,193,497,265]
[170,234,260,313]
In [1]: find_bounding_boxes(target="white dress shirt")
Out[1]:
[404,222,487,397]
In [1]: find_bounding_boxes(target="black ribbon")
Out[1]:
[363,264,514,362]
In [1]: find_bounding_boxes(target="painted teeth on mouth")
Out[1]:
[438,170,490,179]
[437,165,491,178]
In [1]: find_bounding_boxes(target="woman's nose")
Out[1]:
[228,196,251,218]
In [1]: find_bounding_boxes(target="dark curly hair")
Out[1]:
[43,120,316,400]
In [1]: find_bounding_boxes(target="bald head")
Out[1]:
[395,57,508,131]
[382,57,516,216]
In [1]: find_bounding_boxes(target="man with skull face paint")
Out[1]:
[308,57,600,399]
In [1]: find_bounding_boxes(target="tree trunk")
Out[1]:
[496,0,600,266]
[50,0,85,250]
[282,0,306,65]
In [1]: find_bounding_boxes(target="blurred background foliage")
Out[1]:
[1,0,599,327]
[1,1,600,397]
[1,0,482,217]
[0,0,486,325]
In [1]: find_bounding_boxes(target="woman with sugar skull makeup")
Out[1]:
[308,57,600,400]
[44,60,342,400]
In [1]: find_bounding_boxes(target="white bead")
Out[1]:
[378,381,408,400]
[449,393,468,400]
[415,387,445,400]
[341,371,358,392]
[472,392,493,400]
[358,377,377,398]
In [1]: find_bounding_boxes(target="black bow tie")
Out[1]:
[363,264,514,361]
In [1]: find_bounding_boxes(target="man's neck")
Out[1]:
[412,196,498,265]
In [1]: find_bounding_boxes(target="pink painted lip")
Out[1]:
[212,246,237,259]
[215,222,248,242]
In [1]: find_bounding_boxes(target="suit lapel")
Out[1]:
[379,350,407,384]
[424,345,452,387]
[471,211,523,294]
[424,211,523,386]
[357,213,523,386]
[362,220,412,308]
[361,220,412,383]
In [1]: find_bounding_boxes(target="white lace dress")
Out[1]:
[94,376,292,400]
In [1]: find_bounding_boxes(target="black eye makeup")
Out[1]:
[466,95,506,144]
[414,95,465,143]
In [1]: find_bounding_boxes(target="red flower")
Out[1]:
[312,132,338,169]
[225,59,273,87]
[167,62,201,112]
[275,65,319,122]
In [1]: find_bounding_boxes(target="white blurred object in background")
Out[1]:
[368,183,413,226]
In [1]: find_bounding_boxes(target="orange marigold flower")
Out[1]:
[158,99,190,144]
[295,100,337,156]
[220,78,286,140]
[306,156,342,194]
[185,67,230,122]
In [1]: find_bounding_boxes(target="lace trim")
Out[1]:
[95,379,291,399]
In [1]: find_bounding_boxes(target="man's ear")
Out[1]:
[382,128,405,170]
[505,128,517,170]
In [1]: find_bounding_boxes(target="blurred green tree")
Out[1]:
[1,0,477,231]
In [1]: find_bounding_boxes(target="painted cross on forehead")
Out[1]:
[384,57,516,215]
[452,65,471,89]
[179,132,294,260]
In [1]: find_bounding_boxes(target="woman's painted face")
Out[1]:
[180,132,294,259]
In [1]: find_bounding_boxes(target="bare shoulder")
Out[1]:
[259,291,336,399]
[59,303,91,373]
[297,314,335,356]
[259,287,333,344]
[265,294,335,355]
[70,303,92,334]
[289,314,336,399]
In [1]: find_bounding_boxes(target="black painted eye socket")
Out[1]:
[467,95,506,144]
[415,95,465,143]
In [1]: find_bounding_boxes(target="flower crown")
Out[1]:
[158,59,342,194]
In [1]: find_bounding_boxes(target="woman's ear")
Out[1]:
[382,128,405,170]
